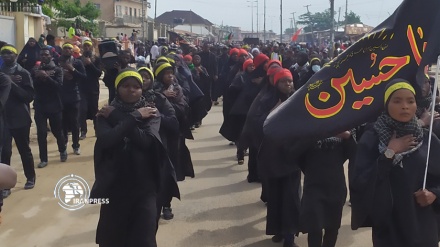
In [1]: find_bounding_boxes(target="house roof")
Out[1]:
[155,10,213,26]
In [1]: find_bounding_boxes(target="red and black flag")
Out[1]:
[264,0,440,141]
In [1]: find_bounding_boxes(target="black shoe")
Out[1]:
[79,132,86,140]
[2,189,11,198]
[60,151,68,162]
[24,178,35,190]
[37,161,48,168]
[190,125,195,131]
[162,207,174,220]
[247,176,261,183]
[238,159,244,165]
[195,122,201,128]
[272,235,283,243]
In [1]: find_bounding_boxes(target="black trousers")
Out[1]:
[97,195,158,247]
[1,126,35,181]
[308,229,339,247]
[62,101,80,149]
[108,86,115,105]
[80,93,99,134]
[35,110,66,162]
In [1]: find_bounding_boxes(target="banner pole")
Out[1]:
[423,55,440,190]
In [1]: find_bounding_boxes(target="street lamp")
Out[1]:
[247,0,257,37]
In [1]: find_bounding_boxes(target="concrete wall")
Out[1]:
[14,12,44,52]
[0,15,16,46]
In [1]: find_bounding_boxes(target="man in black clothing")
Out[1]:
[59,43,87,156]
[32,47,67,168]
[79,40,102,139]
[0,72,12,212]
[0,45,35,198]
[198,43,218,102]
[103,50,131,104]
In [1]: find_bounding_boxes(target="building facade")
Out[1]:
[80,0,149,25]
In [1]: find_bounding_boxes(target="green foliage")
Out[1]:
[55,0,101,36]
[297,9,362,32]
[343,11,362,25]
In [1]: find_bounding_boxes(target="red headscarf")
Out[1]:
[242,59,254,71]
[229,48,239,56]
[267,66,283,77]
[238,48,248,57]
[274,69,293,85]
[265,60,282,70]
[183,54,192,62]
[253,53,269,68]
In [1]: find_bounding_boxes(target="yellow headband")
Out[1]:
[63,43,74,49]
[155,63,173,77]
[83,40,93,46]
[115,71,143,88]
[310,57,321,64]
[1,45,17,54]
[167,57,175,64]
[138,67,155,81]
[384,82,416,105]
[156,57,169,63]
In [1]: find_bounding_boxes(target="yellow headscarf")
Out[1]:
[0,45,17,54]
[62,43,74,49]
[138,67,155,81]
[384,81,416,105]
[115,70,143,88]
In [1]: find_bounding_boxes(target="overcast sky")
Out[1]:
[152,0,403,34]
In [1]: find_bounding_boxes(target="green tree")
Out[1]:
[54,0,100,36]
[284,28,295,36]
[342,11,362,25]
[297,9,336,32]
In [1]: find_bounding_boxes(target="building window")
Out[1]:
[125,6,128,15]
[129,7,132,16]
[134,8,137,17]
[115,5,122,17]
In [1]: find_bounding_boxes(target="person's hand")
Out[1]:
[9,75,22,84]
[113,62,121,71]
[414,189,437,207]
[419,109,440,127]
[163,90,177,98]
[137,107,157,119]
[65,63,75,72]
[213,75,218,81]
[82,57,92,65]
[336,131,351,140]
[36,70,49,80]
[96,105,115,118]
[252,77,263,85]
[387,132,419,154]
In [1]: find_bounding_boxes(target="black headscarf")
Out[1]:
[18,38,42,70]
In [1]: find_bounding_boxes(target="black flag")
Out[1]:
[264,0,440,141]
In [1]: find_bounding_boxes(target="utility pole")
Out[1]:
[330,0,335,58]
[337,7,341,30]
[263,0,266,43]
[291,12,296,32]
[344,0,348,33]
[290,18,293,29]
[304,4,313,44]
[280,0,282,43]
[247,0,255,36]
[256,0,259,38]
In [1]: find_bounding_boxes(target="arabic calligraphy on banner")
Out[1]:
[305,25,426,119]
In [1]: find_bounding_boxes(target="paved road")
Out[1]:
[0,90,374,247]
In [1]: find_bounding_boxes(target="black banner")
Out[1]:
[264,0,440,141]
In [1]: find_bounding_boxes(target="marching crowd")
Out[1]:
[0,32,440,247]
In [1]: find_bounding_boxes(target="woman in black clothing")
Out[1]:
[138,66,180,221]
[299,132,352,247]
[351,79,440,247]
[91,69,163,247]
[153,62,194,219]
[243,69,299,247]
[17,38,41,71]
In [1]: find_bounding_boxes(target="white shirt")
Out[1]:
[150,45,159,60]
